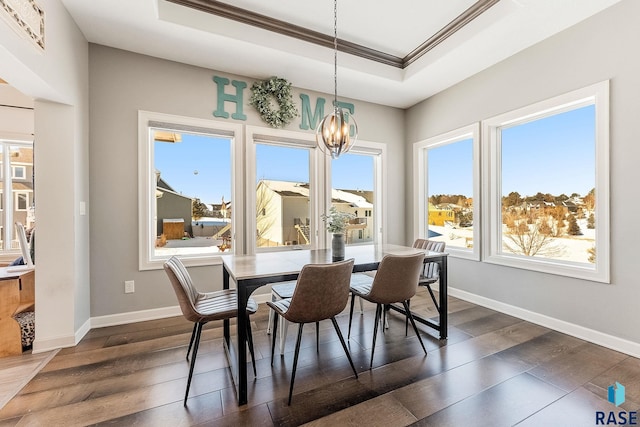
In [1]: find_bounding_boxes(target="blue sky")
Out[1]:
[428,104,595,198]
[156,104,593,204]
[155,136,373,204]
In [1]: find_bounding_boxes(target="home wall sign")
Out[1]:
[212,75,356,135]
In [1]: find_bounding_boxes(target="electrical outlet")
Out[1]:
[124,280,135,293]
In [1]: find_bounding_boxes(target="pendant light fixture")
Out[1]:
[315,0,358,159]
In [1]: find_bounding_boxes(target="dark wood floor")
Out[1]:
[0,289,638,426]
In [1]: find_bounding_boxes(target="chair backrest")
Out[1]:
[15,222,34,268]
[368,253,425,304]
[163,256,200,322]
[413,239,445,280]
[284,258,355,324]
[413,238,446,253]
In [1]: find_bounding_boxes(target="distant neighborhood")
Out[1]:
[154,174,374,251]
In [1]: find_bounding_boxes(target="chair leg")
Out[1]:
[331,317,358,378]
[186,323,197,360]
[279,318,289,355]
[403,300,427,355]
[316,321,320,353]
[267,307,274,335]
[426,283,440,314]
[359,296,364,315]
[271,313,279,366]
[184,322,203,406]
[383,305,389,331]
[348,293,357,339]
[288,323,305,405]
[405,299,411,336]
[246,315,257,377]
[370,304,382,369]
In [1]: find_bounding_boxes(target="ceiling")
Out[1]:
[59,0,621,108]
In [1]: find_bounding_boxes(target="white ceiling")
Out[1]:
[60,0,622,108]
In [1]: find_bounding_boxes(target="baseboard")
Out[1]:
[90,306,183,329]
[32,333,77,353]
[449,287,640,358]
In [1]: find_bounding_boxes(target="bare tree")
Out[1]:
[503,217,565,257]
[256,180,276,246]
[192,198,209,221]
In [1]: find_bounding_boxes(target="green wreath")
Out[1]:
[249,77,299,128]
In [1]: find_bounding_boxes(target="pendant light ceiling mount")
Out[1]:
[315,0,358,159]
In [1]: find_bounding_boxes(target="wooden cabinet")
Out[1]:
[0,268,34,357]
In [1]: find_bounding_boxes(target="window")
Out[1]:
[331,149,382,246]
[246,126,318,253]
[138,111,243,269]
[255,143,311,249]
[482,81,609,282]
[12,165,26,179]
[15,192,28,210]
[414,124,480,260]
[140,114,387,266]
[0,141,34,253]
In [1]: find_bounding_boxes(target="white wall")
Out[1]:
[0,0,90,351]
[406,0,640,351]
[88,45,405,318]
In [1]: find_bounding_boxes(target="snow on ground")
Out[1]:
[429,217,596,264]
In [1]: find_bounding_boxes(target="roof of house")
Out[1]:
[259,179,373,209]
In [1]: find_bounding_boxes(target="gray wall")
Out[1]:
[89,45,405,317]
[406,0,640,344]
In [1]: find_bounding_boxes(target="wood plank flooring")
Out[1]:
[0,289,638,426]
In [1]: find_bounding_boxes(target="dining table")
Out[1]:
[220,243,448,405]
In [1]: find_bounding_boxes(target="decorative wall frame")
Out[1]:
[0,0,45,51]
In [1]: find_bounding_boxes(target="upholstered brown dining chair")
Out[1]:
[268,258,358,405]
[348,252,426,368]
[164,256,257,406]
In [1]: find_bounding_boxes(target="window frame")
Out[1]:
[0,140,33,254]
[414,123,481,261]
[481,80,610,283]
[12,165,26,179]
[245,126,320,254]
[15,191,28,211]
[137,111,244,270]
[326,140,386,248]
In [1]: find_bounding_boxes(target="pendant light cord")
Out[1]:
[333,0,338,108]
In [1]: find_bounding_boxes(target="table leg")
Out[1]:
[236,281,250,405]
[438,255,448,339]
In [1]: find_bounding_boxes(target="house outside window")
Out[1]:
[0,141,34,253]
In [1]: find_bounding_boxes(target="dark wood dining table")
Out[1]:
[221,243,448,405]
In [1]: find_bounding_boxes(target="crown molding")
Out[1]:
[165,0,500,69]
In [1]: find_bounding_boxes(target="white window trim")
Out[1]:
[414,123,481,261]
[245,126,320,255]
[12,165,26,179]
[15,191,29,211]
[137,111,244,270]
[481,80,610,283]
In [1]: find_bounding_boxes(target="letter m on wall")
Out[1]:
[299,94,325,130]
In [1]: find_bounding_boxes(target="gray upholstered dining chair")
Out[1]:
[164,256,257,406]
[407,239,446,333]
[267,272,369,356]
[348,252,426,368]
[267,258,358,405]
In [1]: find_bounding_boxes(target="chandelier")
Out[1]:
[315,0,358,159]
